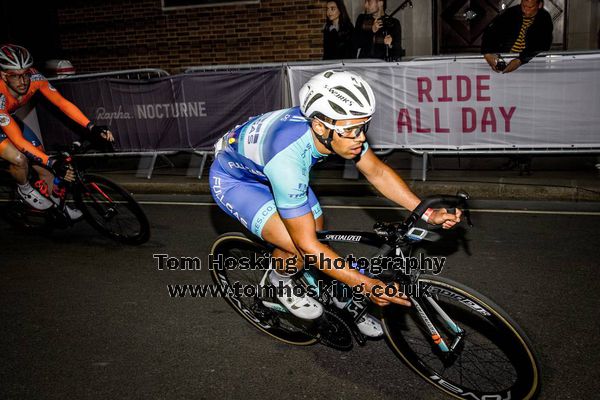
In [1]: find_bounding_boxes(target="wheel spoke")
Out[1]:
[210,236,317,346]
[76,175,149,244]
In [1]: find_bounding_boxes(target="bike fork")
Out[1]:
[410,296,464,353]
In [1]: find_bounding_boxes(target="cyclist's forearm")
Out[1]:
[367,164,420,211]
[40,85,91,128]
[297,241,369,288]
[282,214,373,288]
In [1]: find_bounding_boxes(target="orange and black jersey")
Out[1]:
[0,69,90,165]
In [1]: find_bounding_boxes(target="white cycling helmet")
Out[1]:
[299,70,376,121]
[0,44,33,70]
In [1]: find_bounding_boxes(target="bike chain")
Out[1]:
[256,300,354,351]
[312,308,354,351]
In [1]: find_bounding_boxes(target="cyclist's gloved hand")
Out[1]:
[49,155,75,182]
[428,208,462,229]
[87,122,115,142]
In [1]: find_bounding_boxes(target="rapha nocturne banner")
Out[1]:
[288,55,600,150]
[36,68,285,151]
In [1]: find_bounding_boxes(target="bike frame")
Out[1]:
[314,229,466,355]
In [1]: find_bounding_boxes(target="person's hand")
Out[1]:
[363,279,411,307]
[63,166,76,182]
[502,58,522,74]
[372,18,383,33]
[429,208,462,229]
[88,123,115,142]
[384,34,393,46]
[484,53,500,72]
[49,157,76,182]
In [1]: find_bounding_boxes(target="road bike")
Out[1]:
[1,141,150,245]
[209,192,540,399]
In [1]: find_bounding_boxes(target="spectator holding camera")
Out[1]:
[322,0,355,60]
[481,0,553,73]
[354,0,402,61]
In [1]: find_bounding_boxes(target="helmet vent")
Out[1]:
[333,86,363,107]
[304,93,323,112]
[354,83,371,106]
[328,101,347,116]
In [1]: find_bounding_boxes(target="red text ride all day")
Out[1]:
[397,75,517,134]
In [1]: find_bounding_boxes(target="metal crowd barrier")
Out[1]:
[48,68,170,82]
[387,51,600,180]
[48,68,174,179]
[183,60,392,179]
[36,54,600,181]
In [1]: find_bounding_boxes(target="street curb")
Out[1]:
[117,180,600,202]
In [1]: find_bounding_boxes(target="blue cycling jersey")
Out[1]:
[210,106,368,237]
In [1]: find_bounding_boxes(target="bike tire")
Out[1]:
[210,233,318,346]
[382,275,540,400]
[1,200,54,234]
[73,174,150,245]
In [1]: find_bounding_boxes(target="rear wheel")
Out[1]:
[210,233,318,346]
[382,276,540,399]
[73,174,150,245]
[2,199,53,233]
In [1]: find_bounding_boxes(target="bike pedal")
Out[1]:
[351,328,368,346]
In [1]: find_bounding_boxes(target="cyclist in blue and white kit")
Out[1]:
[210,70,461,337]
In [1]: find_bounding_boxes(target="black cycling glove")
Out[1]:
[48,155,73,180]
[87,122,111,139]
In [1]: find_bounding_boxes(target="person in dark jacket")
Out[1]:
[322,0,354,60]
[354,0,402,61]
[481,0,553,73]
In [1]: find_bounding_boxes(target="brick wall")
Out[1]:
[57,0,325,74]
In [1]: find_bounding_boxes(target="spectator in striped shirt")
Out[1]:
[481,0,553,74]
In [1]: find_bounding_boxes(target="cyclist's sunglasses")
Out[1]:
[3,69,32,82]
[316,117,371,139]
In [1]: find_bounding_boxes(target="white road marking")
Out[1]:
[1,198,598,215]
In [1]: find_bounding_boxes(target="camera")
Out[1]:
[496,57,507,71]
[361,14,397,33]
[378,15,397,32]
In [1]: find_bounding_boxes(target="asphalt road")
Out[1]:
[1,196,599,400]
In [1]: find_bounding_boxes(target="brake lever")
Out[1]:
[463,209,473,227]
[446,205,473,227]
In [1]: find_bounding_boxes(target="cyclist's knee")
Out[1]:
[12,152,28,169]
[35,165,53,179]
[315,215,324,231]
[272,247,303,274]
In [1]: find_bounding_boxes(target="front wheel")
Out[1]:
[73,174,150,245]
[382,276,540,400]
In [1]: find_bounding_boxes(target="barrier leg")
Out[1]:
[136,153,158,180]
[422,152,428,182]
[198,153,208,179]
[187,152,210,180]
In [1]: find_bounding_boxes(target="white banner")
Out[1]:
[288,55,600,150]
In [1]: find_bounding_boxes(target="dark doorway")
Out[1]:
[433,0,566,54]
